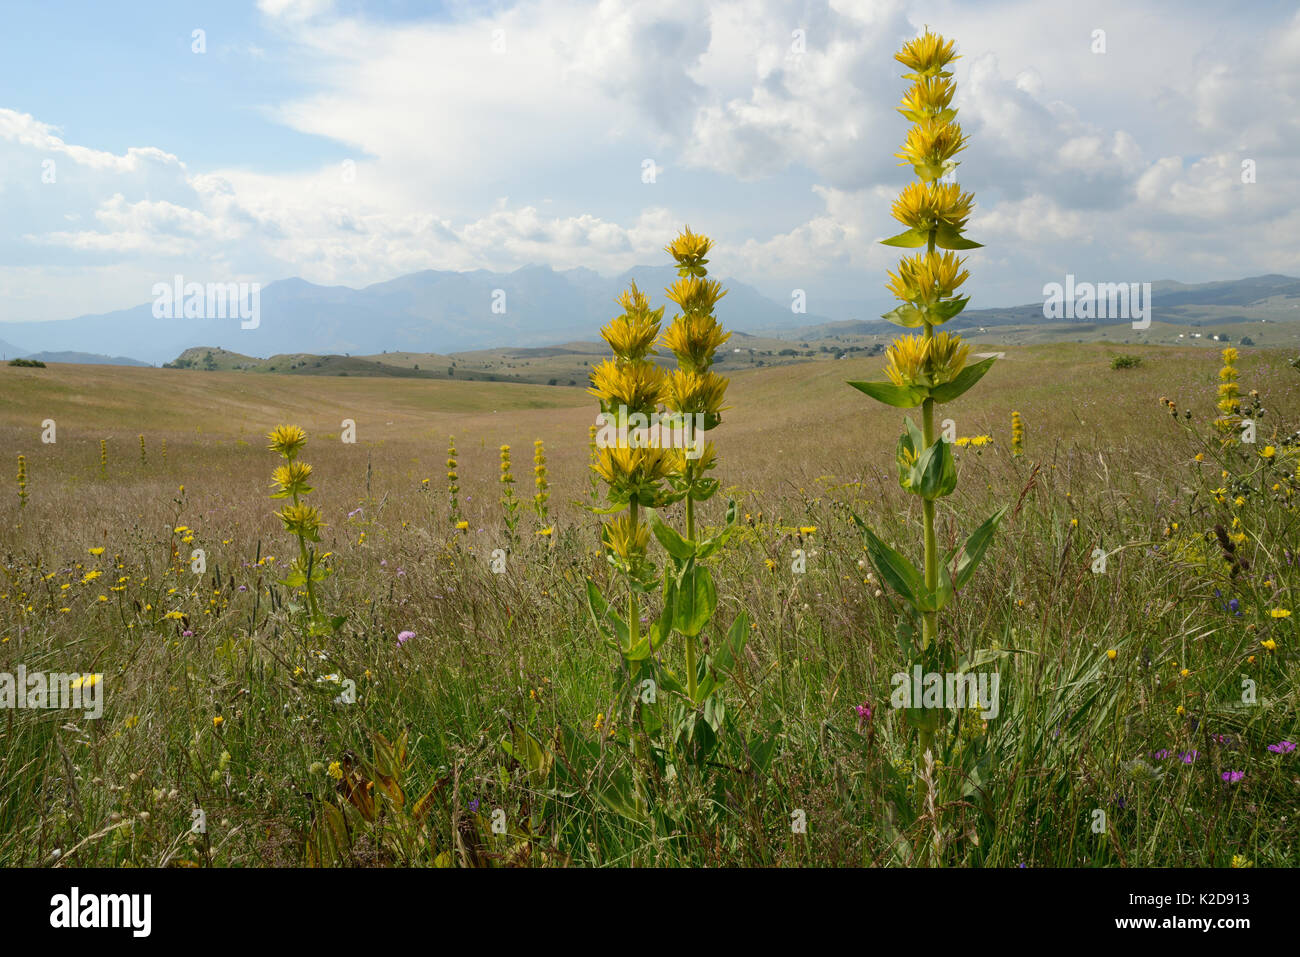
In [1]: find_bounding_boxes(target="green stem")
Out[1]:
[919,229,939,756]
[628,499,640,651]
[685,493,699,702]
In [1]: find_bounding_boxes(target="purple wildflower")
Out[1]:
[182,630,193,637]
[468,798,480,813]
[397,630,415,648]
[854,702,873,729]
[1221,770,1244,784]
[1268,740,1295,754]
[1178,750,1200,764]
[1151,749,1171,760]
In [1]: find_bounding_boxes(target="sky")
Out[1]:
[2,0,1298,324]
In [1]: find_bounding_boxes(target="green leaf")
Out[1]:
[648,593,674,651]
[862,527,925,609]
[585,578,629,648]
[651,514,696,560]
[713,611,750,675]
[847,380,926,409]
[949,506,1007,591]
[915,436,957,499]
[696,498,738,559]
[929,296,970,323]
[881,228,928,248]
[929,355,996,404]
[934,221,982,250]
[896,417,923,491]
[880,304,925,328]
[920,559,954,613]
[279,568,307,588]
[672,563,716,637]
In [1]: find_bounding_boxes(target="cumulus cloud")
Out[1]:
[2,0,1299,324]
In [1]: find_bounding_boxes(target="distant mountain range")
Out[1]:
[1,269,1297,367]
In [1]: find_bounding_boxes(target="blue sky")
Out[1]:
[2,0,1298,324]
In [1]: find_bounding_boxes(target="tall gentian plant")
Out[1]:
[848,30,1004,756]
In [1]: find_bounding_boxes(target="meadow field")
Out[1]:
[1,342,1297,867]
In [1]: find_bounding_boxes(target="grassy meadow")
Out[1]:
[1,342,1297,867]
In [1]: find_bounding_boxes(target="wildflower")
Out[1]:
[602,513,651,562]
[536,526,553,537]
[1106,649,1117,661]
[267,424,308,459]
[854,703,873,729]
[327,761,343,780]
[455,520,469,531]
[891,180,972,233]
[663,226,713,277]
[1261,638,1277,651]
[1261,445,1276,459]
[275,503,325,541]
[88,547,105,556]
[1231,855,1253,868]
[1221,770,1244,784]
[212,715,224,728]
[886,251,969,306]
[1010,410,1024,456]
[1268,608,1291,618]
[271,461,313,498]
[1267,741,1295,754]
[593,712,605,733]
[895,27,958,77]
[1178,750,1200,764]
[799,526,817,536]
[397,630,414,648]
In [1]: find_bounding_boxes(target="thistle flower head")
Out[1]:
[587,358,666,415]
[267,425,308,459]
[895,28,959,78]
[664,226,713,277]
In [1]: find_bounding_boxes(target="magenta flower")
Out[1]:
[1178,750,1200,764]
[1268,740,1295,754]
[182,630,193,637]
[397,630,415,648]
[1221,770,1244,784]
[854,702,872,725]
